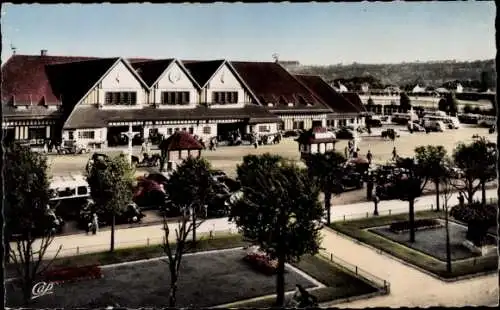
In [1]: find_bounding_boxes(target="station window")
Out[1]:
[213,91,238,104]
[167,128,173,135]
[105,92,137,105]
[78,130,95,139]
[189,127,194,134]
[161,92,190,105]
[203,126,211,134]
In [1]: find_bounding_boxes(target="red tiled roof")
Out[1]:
[294,75,362,114]
[230,61,330,112]
[1,54,100,106]
[159,131,203,151]
[182,60,225,87]
[131,59,175,87]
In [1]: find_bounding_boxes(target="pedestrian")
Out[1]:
[344,146,349,159]
[140,141,146,155]
[392,147,397,161]
[92,213,99,235]
[366,150,373,165]
[458,192,465,207]
[353,147,359,158]
[373,194,380,216]
[43,141,48,153]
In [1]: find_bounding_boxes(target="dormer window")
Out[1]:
[287,102,294,107]
[267,103,274,107]
[213,91,238,104]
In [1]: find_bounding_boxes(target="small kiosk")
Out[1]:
[159,131,204,171]
[296,127,337,160]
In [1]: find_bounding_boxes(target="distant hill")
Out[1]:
[288,60,496,90]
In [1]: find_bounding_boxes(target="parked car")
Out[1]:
[489,124,496,134]
[381,128,400,139]
[131,153,161,168]
[78,200,145,229]
[57,140,90,155]
[366,117,383,128]
[133,177,167,210]
[335,128,356,140]
[407,123,425,132]
[283,130,301,138]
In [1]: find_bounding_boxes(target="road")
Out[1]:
[26,188,496,258]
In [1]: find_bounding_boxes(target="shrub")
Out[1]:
[389,219,441,233]
[450,202,498,246]
[43,265,102,284]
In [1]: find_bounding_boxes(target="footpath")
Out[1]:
[320,229,498,307]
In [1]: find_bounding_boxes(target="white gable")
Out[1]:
[152,61,199,107]
[101,61,144,89]
[208,63,244,90]
[81,60,148,106]
[206,63,253,107]
[156,62,197,89]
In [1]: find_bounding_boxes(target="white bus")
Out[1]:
[422,113,460,129]
[49,174,90,202]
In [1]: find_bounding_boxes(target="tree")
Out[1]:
[304,151,346,225]
[414,145,448,211]
[452,136,496,205]
[161,204,203,307]
[86,154,135,252]
[367,97,375,106]
[450,202,497,246]
[395,157,428,242]
[4,143,62,304]
[400,92,411,111]
[165,157,217,243]
[230,154,323,306]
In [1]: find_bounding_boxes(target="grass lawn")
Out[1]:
[329,210,498,279]
[6,234,380,307]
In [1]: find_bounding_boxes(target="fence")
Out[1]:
[11,229,238,259]
[318,249,390,294]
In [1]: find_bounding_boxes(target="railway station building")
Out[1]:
[2,50,366,148]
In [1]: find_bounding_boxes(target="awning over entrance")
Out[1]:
[63,104,281,129]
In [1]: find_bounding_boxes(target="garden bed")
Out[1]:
[329,211,498,279]
[389,219,442,234]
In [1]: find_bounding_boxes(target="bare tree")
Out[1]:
[440,166,455,273]
[162,203,204,307]
[9,233,62,303]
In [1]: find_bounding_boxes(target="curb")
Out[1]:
[323,225,498,283]
[319,290,389,308]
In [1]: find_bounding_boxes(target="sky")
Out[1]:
[1,2,496,65]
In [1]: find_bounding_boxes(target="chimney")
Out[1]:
[41,49,48,56]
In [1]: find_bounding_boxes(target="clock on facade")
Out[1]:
[169,70,181,83]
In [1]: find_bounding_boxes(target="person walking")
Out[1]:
[366,150,373,165]
[92,213,99,235]
[392,147,398,161]
[344,146,349,159]
[458,192,465,207]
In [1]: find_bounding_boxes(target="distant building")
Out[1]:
[412,85,426,93]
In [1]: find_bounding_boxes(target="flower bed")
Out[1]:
[243,250,278,275]
[389,219,441,234]
[43,265,102,284]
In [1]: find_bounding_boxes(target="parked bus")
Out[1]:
[49,174,91,219]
